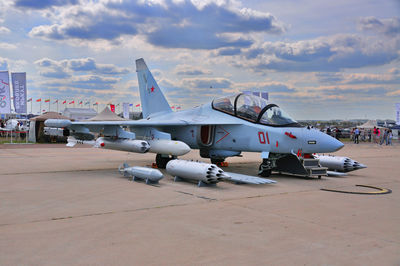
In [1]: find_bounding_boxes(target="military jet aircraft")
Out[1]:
[45,58,343,178]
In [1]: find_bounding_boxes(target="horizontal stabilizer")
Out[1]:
[225,172,276,184]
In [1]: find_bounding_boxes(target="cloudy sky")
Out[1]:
[0,0,399,119]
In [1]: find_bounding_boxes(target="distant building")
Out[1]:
[62,108,97,121]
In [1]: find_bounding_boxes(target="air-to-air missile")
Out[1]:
[165,159,277,187]
[66,136,190,156]
[314,155,367,176]
[118,163,164,184]
[95,137,150,153]
[166,159,231,187]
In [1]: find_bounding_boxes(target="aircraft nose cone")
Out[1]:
[320,133,344,152]
[332,138,344,151]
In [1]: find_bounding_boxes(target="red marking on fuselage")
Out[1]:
[266,132,270,144]
[258,131,266,144]
[215,126,230,144]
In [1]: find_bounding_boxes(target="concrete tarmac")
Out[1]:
[0,143,399,265]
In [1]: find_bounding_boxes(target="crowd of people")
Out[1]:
[350,126,393,145]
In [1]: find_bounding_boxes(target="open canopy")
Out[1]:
[212,93,300,127]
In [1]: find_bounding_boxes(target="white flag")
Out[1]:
[0,71,11,114]
[12,72,27,114]
[123,102,130,119]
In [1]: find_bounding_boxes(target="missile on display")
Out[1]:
[315,155,367,173]
[118,163,164,184]
[67,136,95,147]
[148,139,191,156]
[166,159,230,187]
[96,137,150,153]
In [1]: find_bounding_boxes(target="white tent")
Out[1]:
[88,107,127,121]
[359,120,387,129]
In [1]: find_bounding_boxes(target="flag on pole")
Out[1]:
[135,103,140,107]
[171,106,175,109]
[62,100,66,104]
[27,98,32,102]
[93,102,98,105]
[69,100,74,104]
[36,98,41,102]
[53,100,58,104]
[0,71,11,114]
[176,106,181,109]
[45,99,50,103]
[85,101,90,105]
[79,101,83,105]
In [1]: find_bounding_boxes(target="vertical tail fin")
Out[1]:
[136,58,172,118]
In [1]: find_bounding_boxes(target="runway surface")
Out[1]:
[0,143,399,265]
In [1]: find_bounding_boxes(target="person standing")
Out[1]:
[354,127,360,144]
[377,127,381,144]
[380,129,387,145]
[387,129,393,145]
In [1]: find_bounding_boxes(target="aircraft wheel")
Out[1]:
[156,154,171,169]
[258,164,272,177]
[211,158,225,165]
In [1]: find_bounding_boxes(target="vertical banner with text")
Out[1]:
[396,103,400,125]
[11,72,27,114]
[0,71,11,114]
[123,102,129,119]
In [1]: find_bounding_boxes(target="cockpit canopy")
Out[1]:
[212,93,300,127]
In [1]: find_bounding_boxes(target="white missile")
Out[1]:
[96,137,150,153]
[148,139,190,156]
[67,136,95,147]
[315,155,367,173]
[118,163,163,184]
[166,159,230,187]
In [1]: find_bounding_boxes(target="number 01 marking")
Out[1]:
[258,131,270,144]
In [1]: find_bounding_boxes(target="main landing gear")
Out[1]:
[258,158,273,177]
[155,154,175,169]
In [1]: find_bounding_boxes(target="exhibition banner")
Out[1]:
[11,72,27,114]
[123,102,129,119]
[396,103,400,125]
[0,71,11,114]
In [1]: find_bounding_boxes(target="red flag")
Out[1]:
[45,99,50,103]
[36,98,41,102]
[176,106,181,109]
[171,106,175,109]
[110,104,115,112]
[69,100,74,104]
[79,101,83,105]
[135,103,140,107]
[62,100,66,104]
[93,102,98,105]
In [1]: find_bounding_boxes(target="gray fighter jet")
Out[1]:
[45,59,343,178]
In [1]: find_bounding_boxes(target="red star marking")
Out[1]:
[151,86,155,92]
